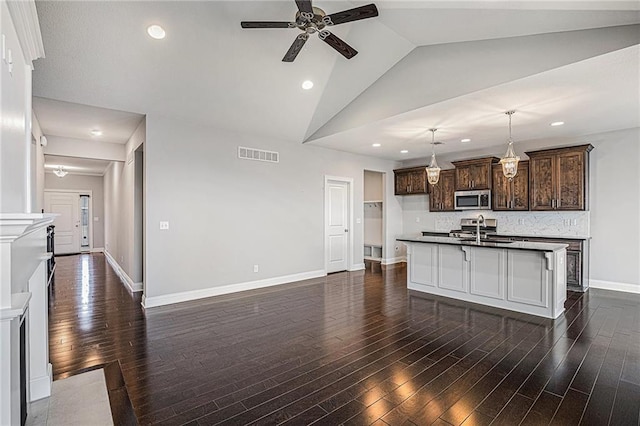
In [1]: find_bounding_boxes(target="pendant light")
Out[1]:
[500,110,520,180]
[53,166,68,178]
[426,128,441,185]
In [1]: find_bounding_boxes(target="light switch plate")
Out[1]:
[94,217,99,222]
[159,221,169,230]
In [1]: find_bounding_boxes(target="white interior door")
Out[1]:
[45,191,80,254]
[326,179,350,273]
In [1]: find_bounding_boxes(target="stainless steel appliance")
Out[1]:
[454,190,491,210]
[449,218,498,239]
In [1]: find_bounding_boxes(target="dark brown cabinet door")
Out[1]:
[394,167,428,195]
[429,170,455,211]
[527,145,592,211]
[455,166,472,191]
[394,171,410,195]
[410,170,427,194]
[566,250,581,286]
[556,151,584,210]
[492,161,528,210]
[471,163,491,190]
[453,157,499,191]
[492,165,510,210]
[440,170,456,211]
[529,154,556,211]
[511,161,529,210]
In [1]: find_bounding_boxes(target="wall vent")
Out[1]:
[238,146,279,163]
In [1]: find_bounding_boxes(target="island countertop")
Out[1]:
[397,234,567,252]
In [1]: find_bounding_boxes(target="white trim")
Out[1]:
[324,176,354,273]
[104,250,143,293]
[382,256,407,265]
[349,263,365,272]
[90,247,104,253]
[29,363,52,401]
[6,0,45,66]
[590,279,640,294]
[142,269,327,309]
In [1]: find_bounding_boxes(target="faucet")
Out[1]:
[476,214,486,244]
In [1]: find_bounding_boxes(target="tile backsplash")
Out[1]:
[434,210,590,237]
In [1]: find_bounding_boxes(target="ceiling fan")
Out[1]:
[241,1,379,62]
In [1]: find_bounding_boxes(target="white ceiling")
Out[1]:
[44,155,111,176]
[31,1,640,161]
[33,97,144,144]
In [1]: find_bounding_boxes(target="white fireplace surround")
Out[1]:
[0,213,55,426]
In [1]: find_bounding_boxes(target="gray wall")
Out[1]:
[400,127,640,291]
[104,118,145,284]
[45,173,105,249]
[144,114,403,300]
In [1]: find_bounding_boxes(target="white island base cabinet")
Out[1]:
[406,242,566,319]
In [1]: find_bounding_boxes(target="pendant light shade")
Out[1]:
[500,110,520,180]
[426,128,441,185]
[53,166,68,178]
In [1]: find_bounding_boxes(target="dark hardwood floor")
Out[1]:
[48,253,640,425]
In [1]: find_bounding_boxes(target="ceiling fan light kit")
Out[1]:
[241,0,378,62]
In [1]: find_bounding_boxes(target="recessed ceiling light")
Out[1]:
[372,143,381,147]
[301,80,314,90]
[550,121,565,126]
[91,129,103,136]
[400,150,409,154]
[147,25,166,40]
[461,138,471,143]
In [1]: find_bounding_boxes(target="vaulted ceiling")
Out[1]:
[32,1,640,161]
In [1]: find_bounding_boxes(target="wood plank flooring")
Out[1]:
[48,253,640,425]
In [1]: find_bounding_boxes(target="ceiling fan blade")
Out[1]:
[323,4,379,26]
[282,34,309,62]
[241,21,295,29]
[295,0,313,14]
[318,31,358,59]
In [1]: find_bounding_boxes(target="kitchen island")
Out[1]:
[397,235,568,319]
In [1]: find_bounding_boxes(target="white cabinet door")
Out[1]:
[45,191,80,254]
[326,181,349,273]
[470,247,506,300]
[438,245,468,292]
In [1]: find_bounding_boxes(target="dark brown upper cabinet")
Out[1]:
[394,166,428,195]
[429,170,456,212]
[526,144,593,211]
[452,157,500,191]
[492,161,529,211]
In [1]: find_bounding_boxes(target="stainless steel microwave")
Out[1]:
[454,190,491,210]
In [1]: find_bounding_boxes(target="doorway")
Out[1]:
[364,170,384,272]
[44,190,92,254]
[324,176,353,274]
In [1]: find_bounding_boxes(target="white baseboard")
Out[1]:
[349,263,365,271]
[104,250,143,293]
[590,279,640,294]
[382,256,406,265]
[30,363,52,401]
[142,269,327,309]
[90,247,104,253]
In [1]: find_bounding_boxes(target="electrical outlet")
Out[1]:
[415,217,420,223]
[253,265,259,273]
[356,218,361,224]
[159,221,169,230]
[518,218,525,225]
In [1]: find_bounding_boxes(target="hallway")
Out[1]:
[48,254,640,425]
